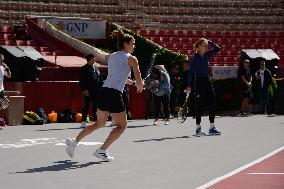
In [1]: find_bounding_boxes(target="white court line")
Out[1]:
[55,142,103,146]
[196,146,284,189]
[248,173,284,175]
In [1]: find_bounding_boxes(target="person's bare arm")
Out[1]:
[241,75,251,87]
[2,63,11,78]
[126,78,136,85]
[128,55,144,92]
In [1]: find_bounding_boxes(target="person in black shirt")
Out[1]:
[169,65,181,117]
[238,59,252,116]
[79,54,101,128]
[179,60,194,117]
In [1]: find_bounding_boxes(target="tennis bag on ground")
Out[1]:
[48,111,58,123]
[36,107,48,123]
[23,111,44,125]
[0,115,6,126]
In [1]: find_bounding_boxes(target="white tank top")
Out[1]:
[103,51,131,92]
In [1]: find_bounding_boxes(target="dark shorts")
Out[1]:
[97,87,125,113]
[242,89,252,99]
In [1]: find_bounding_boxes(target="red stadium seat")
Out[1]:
[27,40,36,46]
[137,30,147,36]
[175,43,183,49]
[158,30,167,36]
[5,40,16,46]
[16,40,27,46]
[167,30,175,36]
[53,51,65,56]
[177,30,185,36]
[1,26,13,33]
[40,47,51,52]
[227,57,234,64]
[212,57,218,63]
[4,34,14,40]
[148,30,158,36]
[0,40,5,46]
[41,52,53,56]
[160,37,170,43]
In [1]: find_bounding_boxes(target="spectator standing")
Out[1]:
[255,59,274,116]
[79,54,101,128]
[238,59,252,116]
[185,38,221,136]
[147,66,172,125]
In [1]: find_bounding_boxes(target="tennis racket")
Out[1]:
[144,53,156,81]
[177,92,190,123]
[0,96,9,110]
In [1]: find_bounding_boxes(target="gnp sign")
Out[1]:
[38,17,106,39]
[211,66,238,79]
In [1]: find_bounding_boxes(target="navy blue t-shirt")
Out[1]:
[187,40,220,87]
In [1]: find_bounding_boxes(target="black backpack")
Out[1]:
[57,109,77,123]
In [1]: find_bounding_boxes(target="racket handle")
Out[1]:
[185,92,190,99]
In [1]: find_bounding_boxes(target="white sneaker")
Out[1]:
[110,120,116,126]
[66,138,77,158]
[93,148,114,162]
[164,120,169,125]
[153,119,158,125]
[81,121,87,128]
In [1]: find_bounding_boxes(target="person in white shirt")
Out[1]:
[65,30,144,161]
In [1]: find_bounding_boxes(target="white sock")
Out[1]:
[210,123,215,129]
[196,124,201,130]
[98,147,106,152]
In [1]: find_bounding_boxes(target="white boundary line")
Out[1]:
[196,146,284,189]
[248,173,284,175]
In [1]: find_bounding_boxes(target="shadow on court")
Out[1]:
[127,124,153,129]
[10,160,102,174]
[36,124,154,132]
[36,128,82,132]
[133,135,190,142]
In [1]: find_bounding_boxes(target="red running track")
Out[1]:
[196,146,284,189]
[200,147,284,189]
